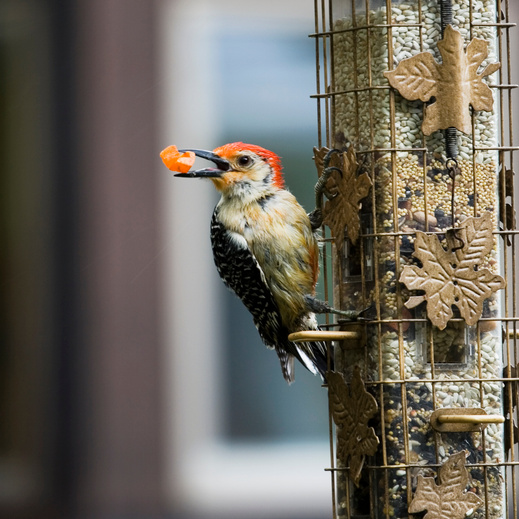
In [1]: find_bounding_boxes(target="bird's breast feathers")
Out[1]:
[215,190,319,325]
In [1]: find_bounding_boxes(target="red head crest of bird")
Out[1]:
[175,142,285,195]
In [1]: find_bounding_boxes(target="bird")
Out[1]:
[174,142,342,383]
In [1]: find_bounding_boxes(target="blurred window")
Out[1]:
[0,0,59,511]
[161,1,331,517]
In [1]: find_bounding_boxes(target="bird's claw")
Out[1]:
[329,305,374,324]
[304,296,373,322]
[313,149,342,218]
[338,305,374,323]
[309,208,323,231]
[322,185,338,201]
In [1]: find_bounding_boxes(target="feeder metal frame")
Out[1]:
[312,1,518,518]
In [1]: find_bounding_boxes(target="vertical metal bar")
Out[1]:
[351,0,359,146]
[315,2,337,516]
[314,0,323,148]
[321,0,331,146]
[329,0,336,150]
[323,0,332,325]
[386,2,395,516]
[363,0,372,360]
[429,323,439,466]
[502,2,518,518]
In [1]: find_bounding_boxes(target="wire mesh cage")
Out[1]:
[311,0,519,518]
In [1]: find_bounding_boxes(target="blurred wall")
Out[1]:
[1,1,518,519]
[0,0,163,517]
[73,0,162,517]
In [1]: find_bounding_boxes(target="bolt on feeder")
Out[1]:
[308,0,518,518]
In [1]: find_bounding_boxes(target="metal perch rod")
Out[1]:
[288,331,361,342]
[437,414,505,425]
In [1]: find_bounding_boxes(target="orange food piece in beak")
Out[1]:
[160,145,196,173]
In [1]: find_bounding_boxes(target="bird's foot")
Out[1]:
[310,149,343,231]
[305,295,371,321]
[308,208,323,230]
[336,305,373,323]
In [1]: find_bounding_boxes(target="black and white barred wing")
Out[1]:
[210,213,285,343]
[210,212,329,383]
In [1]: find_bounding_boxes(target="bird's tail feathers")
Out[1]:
[294,315,333,380]
[295,338,331,380]
[278,318,333,383]
[277,349,296,384]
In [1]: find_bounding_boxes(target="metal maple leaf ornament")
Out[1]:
[384,24,500,135]
[327,367,379,486]
[313,145,372,249]
[409,451,482,519]
[399,213,505,330]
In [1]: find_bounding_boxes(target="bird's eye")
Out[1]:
[238,155,252,167]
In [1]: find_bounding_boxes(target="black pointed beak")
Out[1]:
[174,149,231,178]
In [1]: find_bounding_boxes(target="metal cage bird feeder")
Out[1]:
[309,0,519,518]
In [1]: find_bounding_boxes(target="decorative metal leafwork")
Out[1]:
[384,24,500,135]
[327,367,379,486]
[400,212,505,330]
[408,451,482,519]
[313,145,372,248]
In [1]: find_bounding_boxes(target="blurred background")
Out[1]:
[2,1,518,519]
[0,0,331,518]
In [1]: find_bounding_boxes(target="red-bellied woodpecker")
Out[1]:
[174,142,350,383]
